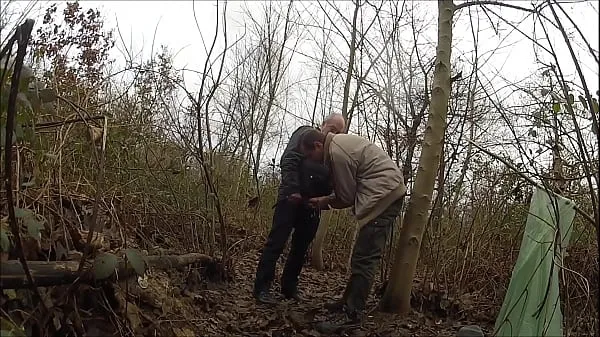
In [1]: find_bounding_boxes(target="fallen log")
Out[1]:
[0,253,215,289]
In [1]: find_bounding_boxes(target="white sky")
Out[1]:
[3,0,599,168]
[96,1,599,149]
[93,1,598,90]
[97,0,597,178]
[9,1,598,110]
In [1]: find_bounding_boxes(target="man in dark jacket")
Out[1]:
[253,113,346,304]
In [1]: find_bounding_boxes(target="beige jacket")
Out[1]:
[324,133,407,227]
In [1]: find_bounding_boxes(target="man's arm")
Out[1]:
[329,196,351,209]
[280,151,303,196]
[327,148,357,209]
[279,126,312,197]
[308,191,350,210]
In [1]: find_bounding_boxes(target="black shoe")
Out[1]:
[254,290,278,305]
[283,292,303,302]
[324,299,345,312]
[314,309,361,334]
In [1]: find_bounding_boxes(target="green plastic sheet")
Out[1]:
[494,187,575,337]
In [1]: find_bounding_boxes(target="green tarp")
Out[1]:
[494,187,575,337]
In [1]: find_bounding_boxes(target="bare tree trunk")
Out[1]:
[380,0,454,314]
[341,0,361,127]
[311,0,361,270]
[311,210,335,270]
[312,226,328,270]
[311,14,329,126]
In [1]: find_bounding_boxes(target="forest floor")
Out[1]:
[1,200,499,337]
[124,246,496,337]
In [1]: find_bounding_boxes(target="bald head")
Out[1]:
[320,113,346,135]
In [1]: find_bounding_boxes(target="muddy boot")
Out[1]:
[254,289,278,305]
[282,290,304,302]
[324,299,345,312]
[315,306,361,334]
[325,277,354,312]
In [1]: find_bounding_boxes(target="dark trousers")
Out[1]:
[254,200,320,296]
[342,198,403,313]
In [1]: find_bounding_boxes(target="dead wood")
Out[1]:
[0,253,214,289]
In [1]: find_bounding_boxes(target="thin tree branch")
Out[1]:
[454,1,537,13]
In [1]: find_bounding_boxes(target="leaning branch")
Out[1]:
[2,19,45,310]
[454,1,536,13]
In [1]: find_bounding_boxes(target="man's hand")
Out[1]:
[308,196,331,210]
[287,193,303,205]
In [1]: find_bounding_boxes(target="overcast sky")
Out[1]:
[3,0,598,166]
[93,0,598,171]
[90,1,598,89]
[9,1,598,108]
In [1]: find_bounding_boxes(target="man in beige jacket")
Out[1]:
[300,129,407,332]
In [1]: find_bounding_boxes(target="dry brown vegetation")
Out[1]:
[1,1,598,336]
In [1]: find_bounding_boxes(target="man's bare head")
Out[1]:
[320,113,346,135]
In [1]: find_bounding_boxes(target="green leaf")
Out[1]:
[24,216,45,240]
[0,227,10,252]
[18,69,33,94]
[13,327,26,337]
[93,253,118,280]
[14,123,24,140]
[578,95,588,109]
[0,330,13,337]
[25,91,41,114]
[552,103,561,113]
[38,88,58,103]
[16,92,32,111]
[19,65,34,82]
[0,317,26,337]
[3,289,17,300]
[14,208,33,219]
[592,98,599,114]
[124,249,147,276]
[567,93,574,105]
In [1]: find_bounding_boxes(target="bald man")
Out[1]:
[253,114,346,304]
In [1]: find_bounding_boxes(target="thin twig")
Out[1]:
[76,115,108,274]
[23,115,105,130]
[2,18,47,312]
[454,1,537,13]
